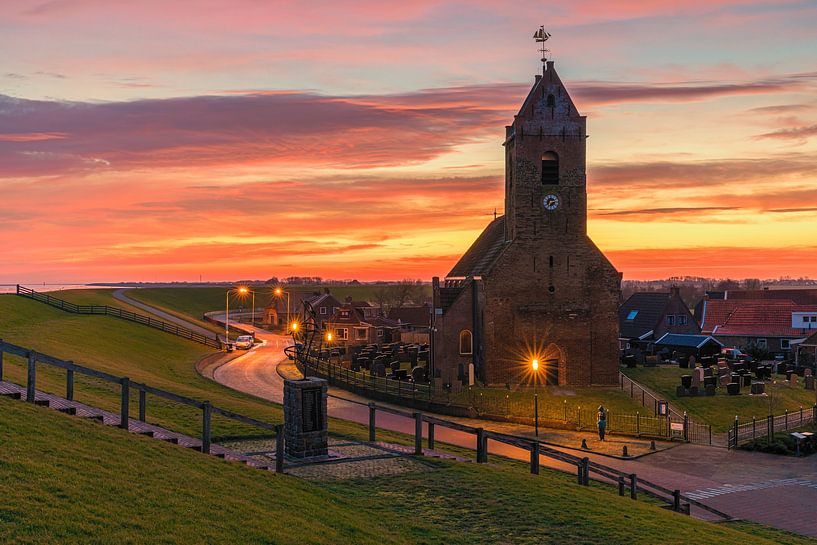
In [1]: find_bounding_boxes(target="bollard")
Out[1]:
[368,402,376,442]
[622,445,629,457]
[530,442,540,475]
[275,425,285,473]
[476,428,487,463]
[201,401,211,454]
[428,422,435,450]
[139,389,146,422]
[66,365,74,401]
[629,474,638,500]
[413,412,423,456]
[618,476,625,496]
[581,438,589,450]
[649,440,656,451]
[26,351,36,403]
[119,377,130,429]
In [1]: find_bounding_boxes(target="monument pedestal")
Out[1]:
[284,377,328,458]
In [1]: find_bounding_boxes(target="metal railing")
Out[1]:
[16,285,221,349]
[728,406,817,448]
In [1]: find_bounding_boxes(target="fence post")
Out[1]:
[138,389,146,422]
[119,377,130,429]
[476,428,486,463]
[581,458,589,485]
[629,474,638,500]
[767,414,773,442]
[709,424,712,446]
[673,490,681,512]
[732,416,738,448]
[530,442,540,475]
[428,421,435,450]
[368,402,376,442]
[275,425,285,473]
[0,339,4,382]
[752,417,756,440]
[618,476,625,496]
[576,461,584,484]
[683,412,689,442]
[62,362,74,401]
[26,351,36,403]
[800,406,803,426]
[637,411,640,436]
[201,401,211,454]
[413,412,423,456]
[577,407,581,430]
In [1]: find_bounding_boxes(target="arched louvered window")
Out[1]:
[459,330,473,355]
[541,151,559,185]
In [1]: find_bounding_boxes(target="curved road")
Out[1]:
[120,289,817,537]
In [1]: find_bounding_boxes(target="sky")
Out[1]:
[1,0,816,283]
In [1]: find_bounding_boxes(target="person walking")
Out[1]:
[597,405,607,441]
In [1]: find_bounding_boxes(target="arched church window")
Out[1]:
[541,151,559,185]
[459,330,473,355]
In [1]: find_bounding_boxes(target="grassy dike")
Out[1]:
[1,291,815,543]
[1,397,812,545]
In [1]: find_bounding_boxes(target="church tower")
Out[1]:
[432,31,621,387]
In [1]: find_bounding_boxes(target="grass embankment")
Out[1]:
[623,365,817,432]
[1,397,812,545]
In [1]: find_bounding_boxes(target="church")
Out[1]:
[431,58,621,387]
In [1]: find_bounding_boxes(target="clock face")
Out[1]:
[543,194,560,211]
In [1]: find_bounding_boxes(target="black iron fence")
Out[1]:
[728,406,817,448]
[16,285,221,349]
[296,351,710,443]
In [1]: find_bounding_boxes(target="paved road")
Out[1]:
[112,289,216,338]
[129,297,817,537]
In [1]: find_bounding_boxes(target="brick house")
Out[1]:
[263,289,342,330]
[619,287,700,353]
[697,297,817,355]
[388,304,432,344]
[431,60,621,388]
[326,301,400,349]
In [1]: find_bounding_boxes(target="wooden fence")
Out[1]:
[727,406,817,449]
[0,339,283,471]
[16,285,222,349]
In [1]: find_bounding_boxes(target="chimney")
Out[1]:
[670,286,681,298]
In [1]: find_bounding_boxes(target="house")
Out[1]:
[697,297,817,355]
[326,301,400,349]
[431,59,621,387]
[795,330,817,365]
[618,287,700,354]
[263,289,342,330]
[388,304,432,344]
[653,333,723,358]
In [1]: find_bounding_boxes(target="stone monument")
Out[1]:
[283,377,328,458]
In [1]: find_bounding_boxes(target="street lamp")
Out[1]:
[532,358,540,437]
[274,287,292,333]
[237,286,255,327]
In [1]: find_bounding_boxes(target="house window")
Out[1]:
[626,310,638,321]
[459,330,473,355]
[677,315,688,326]
[756,338,767,349]
[335,328,348,340]
[340,310,349,319]
[666,315,676,326]
[377,329,384,338]
[320,307,327,315]
[355,328,367,340]
[781,339,791,350]
[541,151,559,185]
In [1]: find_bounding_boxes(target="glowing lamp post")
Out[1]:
[274,287,292,333]
[532,358,540,437]
[237,286,255,327]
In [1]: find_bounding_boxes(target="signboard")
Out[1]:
[657,401,669,416]
[301,388,322,432]
[670,422,684,432]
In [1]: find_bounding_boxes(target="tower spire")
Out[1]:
[533,25,551,70]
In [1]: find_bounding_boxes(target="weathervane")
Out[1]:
[533,25,551,67]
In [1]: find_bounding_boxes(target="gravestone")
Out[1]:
[805,376,815,391]
[790,373,798,387]
[693,367,705,387]
[719,373,732,388]
[751,381,765,395]
[284,377,328,458]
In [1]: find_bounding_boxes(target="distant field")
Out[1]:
[623,365,817,432]
[1,397,810,545]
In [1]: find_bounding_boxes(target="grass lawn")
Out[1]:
[623,365,817,432]
[1,397,812,545]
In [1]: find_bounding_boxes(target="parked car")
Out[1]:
[721,347,751,361]
[234,335,254,350]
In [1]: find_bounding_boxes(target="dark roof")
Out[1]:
[447,216,508,278]
[618,292,673,339]
[388,305,431,327]
[655,334,723,349]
